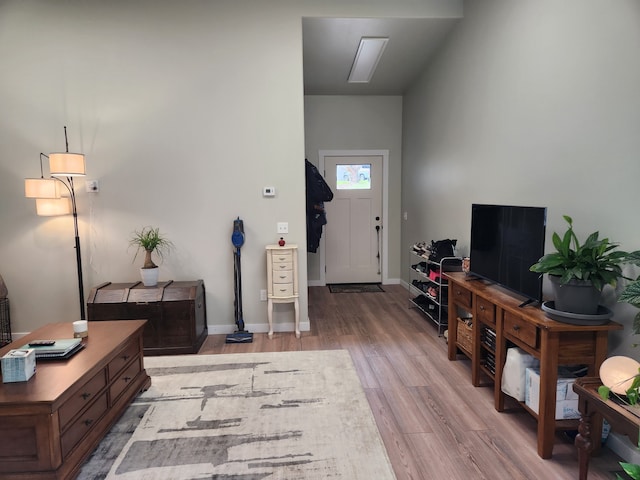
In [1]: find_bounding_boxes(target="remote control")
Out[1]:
[28,340,56,346]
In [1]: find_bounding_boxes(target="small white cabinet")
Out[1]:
[266,244,300,338]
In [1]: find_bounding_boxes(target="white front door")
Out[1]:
[323,154,383,284]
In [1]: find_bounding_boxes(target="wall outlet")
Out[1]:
[277,222,288,234]
[260,289,267,301]
[86,180,99,193]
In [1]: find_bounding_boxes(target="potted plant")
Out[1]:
[620,256,640,335]
[530,215,635,315]
[130,226,173,287]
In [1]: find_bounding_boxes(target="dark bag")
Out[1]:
[428,239,457,263]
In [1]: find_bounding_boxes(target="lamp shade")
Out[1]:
[49,153,86,177]
[35,197,72,216]
[599,355,640,394]
[24,178,60,198]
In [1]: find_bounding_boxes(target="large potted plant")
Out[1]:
[530,215,635,315]
[620,256,640,334]
[130,226,173,287]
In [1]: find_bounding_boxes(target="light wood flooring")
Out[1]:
[200,284,625,480]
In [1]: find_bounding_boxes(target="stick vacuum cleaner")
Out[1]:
[226,217,253,344]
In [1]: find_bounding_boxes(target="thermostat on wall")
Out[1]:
[263,187,276,197]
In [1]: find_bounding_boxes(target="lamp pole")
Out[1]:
[54,175,86,320]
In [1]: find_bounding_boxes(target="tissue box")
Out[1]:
[524,367,580,419]
[1,349,36,383]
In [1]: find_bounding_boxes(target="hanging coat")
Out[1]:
[305,159,333,253]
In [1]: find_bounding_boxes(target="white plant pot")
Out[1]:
[140,267,159,287]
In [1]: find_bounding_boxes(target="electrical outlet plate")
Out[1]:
[277,222,288,234]
[85,180,99,193]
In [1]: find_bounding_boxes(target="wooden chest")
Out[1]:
[87,280,207,355]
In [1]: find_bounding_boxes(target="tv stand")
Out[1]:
[445,271,622,459]
[518,298,538,308]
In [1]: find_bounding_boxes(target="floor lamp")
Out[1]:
[24,127,87,320]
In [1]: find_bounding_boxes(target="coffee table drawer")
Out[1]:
[61,392,108,458]
[108,338,139,380]
[110,357,143,402]
[59,369,108,429]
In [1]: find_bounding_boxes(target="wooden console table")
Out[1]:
[574,377,640,480]
[446,272,623,459]
[0,320,150,480]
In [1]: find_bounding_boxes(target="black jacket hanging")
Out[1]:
[305,159,333,253]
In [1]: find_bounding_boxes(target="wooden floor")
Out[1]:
[200,284,625,480]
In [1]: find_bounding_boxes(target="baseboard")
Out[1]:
[207,320,310,336]
[606,431,640,464]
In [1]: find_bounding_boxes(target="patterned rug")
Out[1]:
[78,350,396,480]
[327,283,384,293]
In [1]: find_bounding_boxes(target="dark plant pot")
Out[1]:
[548,275,602,315]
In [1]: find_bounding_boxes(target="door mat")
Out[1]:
[328,283,384,293]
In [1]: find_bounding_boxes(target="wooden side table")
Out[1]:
[266,244,299,338]
[573,377,640,480]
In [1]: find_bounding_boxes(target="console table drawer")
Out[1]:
[476,297,496,325]
[59,369,108,429]
[504,311,538,349]
[451,285,472,309]
[61,392,108,458]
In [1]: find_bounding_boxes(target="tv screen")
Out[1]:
[470,204,547,304]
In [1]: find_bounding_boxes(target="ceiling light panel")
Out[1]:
[348,37,389,83]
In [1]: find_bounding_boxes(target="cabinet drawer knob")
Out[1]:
[121,355,130,361]
[513,324,520,332]
[123,376,132,383]
[84,419,93,427]
[479,305,485,311]
[81,392,91,400]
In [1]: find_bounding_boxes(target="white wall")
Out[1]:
[402,0,640,356]
[0,0,462,336]
[304,95,403,283]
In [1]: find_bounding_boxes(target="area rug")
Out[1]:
[78,350,396,480]
[327,283,384,293]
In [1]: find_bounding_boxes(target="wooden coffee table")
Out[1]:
[0,320,151,480]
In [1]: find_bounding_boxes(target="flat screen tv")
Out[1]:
[469,204,547,306]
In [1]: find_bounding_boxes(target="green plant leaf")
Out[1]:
[633,312,640,336]
[620,281,640,308]
[620,462,640,480]
[598,385,611,401]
